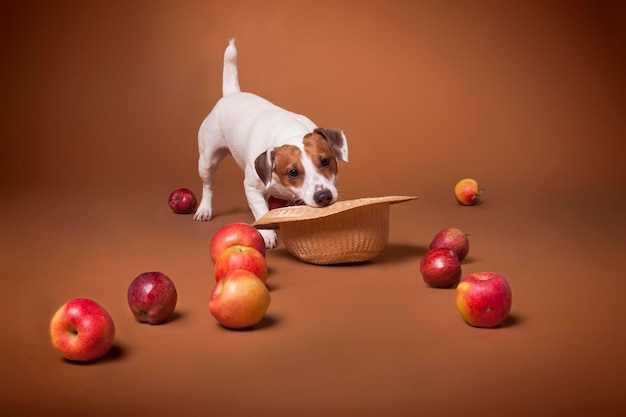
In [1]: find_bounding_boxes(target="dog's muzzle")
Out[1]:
[313,189,334,207]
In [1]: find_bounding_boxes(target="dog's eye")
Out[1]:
[288,168,299,179]
[320,157,331,168]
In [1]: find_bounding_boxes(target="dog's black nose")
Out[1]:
[314,189,333,207]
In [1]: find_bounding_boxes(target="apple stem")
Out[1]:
[472,188,484,202]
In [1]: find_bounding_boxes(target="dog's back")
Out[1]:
[209,92,316,169]
[203,39,316,168]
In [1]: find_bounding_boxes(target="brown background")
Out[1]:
[2,1,625,416]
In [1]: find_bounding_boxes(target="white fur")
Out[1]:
[194,39,348,249]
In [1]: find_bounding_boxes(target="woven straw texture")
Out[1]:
[253,196,418,265]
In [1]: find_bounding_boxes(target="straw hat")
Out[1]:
[253,196,418,265]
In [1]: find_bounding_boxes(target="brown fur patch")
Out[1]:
[303,133,339,180]
[273,145,305,188]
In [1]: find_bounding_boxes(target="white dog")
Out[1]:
[194,39,349,249]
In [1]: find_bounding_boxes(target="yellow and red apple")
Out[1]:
[50,298,116,362]
[210,222,266,263]
[214,245,268,283]
[209,269,271,329]
[456,272,512,328]
[454,178,483,206]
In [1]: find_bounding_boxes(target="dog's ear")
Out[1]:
[254,147,276,187]
[314,128,348,163]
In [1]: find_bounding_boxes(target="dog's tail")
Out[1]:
[222,38,241,96]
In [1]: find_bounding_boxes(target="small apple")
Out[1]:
[127,272,178,325]
[268,196,303,210]
[420,248,462,288]
[454,178,483,206]
[214,245,268,283]
[429,227,470,261]
[168,188,198,214]
[268,196,287,210]
[50,298,116,362]
[210,222,266,263]
[456,272,512,328]
[209,269,271,329]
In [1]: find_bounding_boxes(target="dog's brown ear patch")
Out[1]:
[313,128,348,162]
[255,148,275,186]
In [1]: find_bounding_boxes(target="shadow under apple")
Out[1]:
[463,314,524,329]
[161,310,185,324]
[371,243,429,265]
[498,313,524,328]
[216,314,281,332]
[62,343,128,366]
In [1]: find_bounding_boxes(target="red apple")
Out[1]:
[50,298,116,362]
[268,196,303,210]
[168,188,198,214]
[268,196,287,210]
[429,227,470,261]
[209,269,271,329]
[210,222,266,263]
[456,272,512,328]
[127,272,178,325]
[214,245,268,283]
[420,248,462,288]
[454,178,483,206]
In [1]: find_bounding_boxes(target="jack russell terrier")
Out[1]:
[193,39,349,249]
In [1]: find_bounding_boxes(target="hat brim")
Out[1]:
[252,195,418,230]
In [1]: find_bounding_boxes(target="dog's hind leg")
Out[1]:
[194,118,229,221]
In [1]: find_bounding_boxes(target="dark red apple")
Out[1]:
[268,196,287,210]
[429,227,470,261]
[127,272,178,324]
[420,248,462,288]
[268,196,303,210]
[168,188,198,214]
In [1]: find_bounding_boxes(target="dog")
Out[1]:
[193,39,349,249]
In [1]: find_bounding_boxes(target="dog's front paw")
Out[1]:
[193,205,212,222]
[259,229,278,249]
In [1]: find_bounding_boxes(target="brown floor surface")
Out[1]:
[2,1,625,416]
